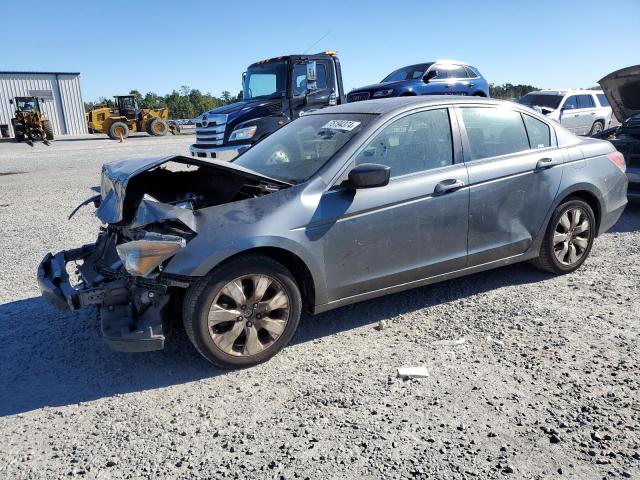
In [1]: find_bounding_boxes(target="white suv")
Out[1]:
[517,89,612,136]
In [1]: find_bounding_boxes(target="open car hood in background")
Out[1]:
[598,65,640,123]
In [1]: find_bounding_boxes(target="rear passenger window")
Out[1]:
[522,114,551,149]
[597,94,610,107]
[355,109,453,177]
[577,94,595,109]
[460,107,530,160]
[448,65,468,79]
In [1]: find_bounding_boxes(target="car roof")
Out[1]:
[530,89,603,96]
[307,96,511,116]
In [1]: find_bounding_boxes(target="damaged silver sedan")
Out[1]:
[38,97,628,367]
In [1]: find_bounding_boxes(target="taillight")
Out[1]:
[607,151,626,172]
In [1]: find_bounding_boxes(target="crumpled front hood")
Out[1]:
[96,155,289,225]
[598,65,640,123]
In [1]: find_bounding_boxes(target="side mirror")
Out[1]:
[242,72,246,87]
[9,99,14,105]
[423,70,436,83]
[306,61,317,91]
[345,163,390,189]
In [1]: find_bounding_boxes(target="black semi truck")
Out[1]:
[190,51,346,161]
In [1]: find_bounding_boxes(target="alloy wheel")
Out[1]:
[553,207,591,266]
[207,274,290,357]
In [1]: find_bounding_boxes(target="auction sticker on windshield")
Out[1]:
[322,120,361,131]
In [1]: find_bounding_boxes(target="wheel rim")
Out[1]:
[553,207,591,266]
[207,274,290,357]
[115,126,124,136]
[593,123,603,133]
[153,122,164,133]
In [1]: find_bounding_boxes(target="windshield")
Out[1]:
[518,94,563,110]
[243,61,288,100]
[381,63,432,82]
[16,98,38,112]
[233,114,375,184]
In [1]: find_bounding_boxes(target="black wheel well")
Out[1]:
[562,191,602,235]
[473,91,486,97]
[400,91,416,96]
[220,247,316,311]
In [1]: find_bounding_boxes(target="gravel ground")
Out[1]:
[0,135,638,479]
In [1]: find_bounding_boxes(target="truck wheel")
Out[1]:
[12,119,26,142]
[148,118,168,136]
[108,121,129,140]
[183,255,302,368]
[43,120,54,140]
[533,198,595,275]
[589,120,604,136]
[29,128,45,142]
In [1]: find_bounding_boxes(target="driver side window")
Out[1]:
[292,63,328,96]
[354,109,453,178]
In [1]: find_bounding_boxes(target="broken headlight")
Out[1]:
[116,232,186,277]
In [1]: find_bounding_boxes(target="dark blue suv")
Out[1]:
[347,60,490,102]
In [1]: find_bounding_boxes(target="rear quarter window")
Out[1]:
[597,94,610,107]
[460,107,530,161]
[522,114,551,149]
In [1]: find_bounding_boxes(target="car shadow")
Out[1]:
[1,206,637,416]
[0,263,550,417]
[609,201,640,233]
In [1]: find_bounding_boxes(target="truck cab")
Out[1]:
[191,51,345,161]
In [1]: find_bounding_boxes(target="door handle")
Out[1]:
[434,179,465,195]
[535,157,556,170]
[468,83,475,87]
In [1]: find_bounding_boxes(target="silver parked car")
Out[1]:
[38,97,628,368]
[518,89,613,136]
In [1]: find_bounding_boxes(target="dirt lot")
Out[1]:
[0,135,638,479]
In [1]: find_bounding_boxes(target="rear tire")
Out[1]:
[589,120,604,136]
[533,198,596,275]
[183,255,302,368]
[108,121,129,140]
[43,120,54,140]
[148,118,168,136]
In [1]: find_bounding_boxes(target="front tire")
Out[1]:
[183,255,302,368]
[533,198,595,274]
[108,121,129,140]
[589,120,604,136]
[148,118,168,136]
[43,120,54,140]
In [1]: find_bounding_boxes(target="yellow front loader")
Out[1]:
[86,94,171,140]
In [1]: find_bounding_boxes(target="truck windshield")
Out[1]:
[243,61,288,100]
[518,94,563,110]
[233,114,375,184]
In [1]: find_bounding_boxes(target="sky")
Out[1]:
[1,0,638,101]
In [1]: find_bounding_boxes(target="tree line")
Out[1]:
[84,87,243,119]
[488,83,538,100]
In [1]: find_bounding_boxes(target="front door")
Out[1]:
[315,108,470,302]
[559,95,580,133]
[290,60,333,118]
[457,106,563,265]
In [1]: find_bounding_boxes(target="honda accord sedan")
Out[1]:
[38,97,628,368]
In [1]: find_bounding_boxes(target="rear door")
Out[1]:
[317,107,469,301]
[446,64,473,95]
[457,106,563,265]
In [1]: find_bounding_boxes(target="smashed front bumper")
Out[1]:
[37,242,185,352]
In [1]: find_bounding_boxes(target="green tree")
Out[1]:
[220,90,233,104]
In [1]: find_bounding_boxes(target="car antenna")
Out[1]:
[302,30,331,54]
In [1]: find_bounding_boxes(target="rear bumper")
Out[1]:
[37,248,167,352]
[189,143,251,161]
[627,165,640,201]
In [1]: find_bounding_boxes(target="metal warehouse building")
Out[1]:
[0,71,88,137]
